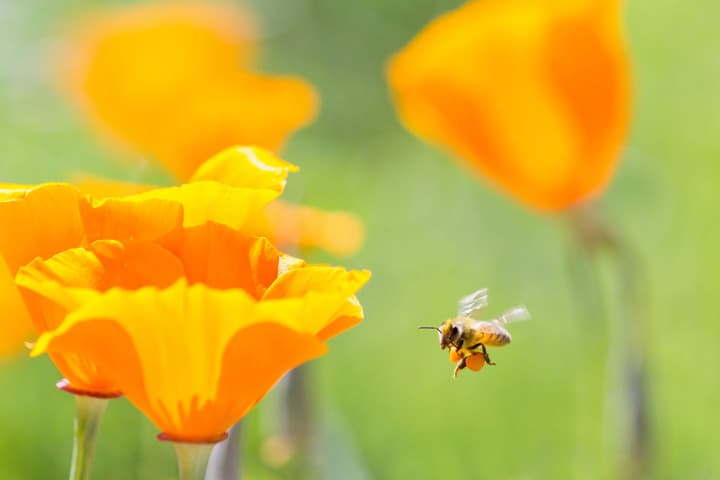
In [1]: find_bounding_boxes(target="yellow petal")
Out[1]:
[122,182,277,229]
[189,146,298,192]
[33,280,326,441]
[262,266,370,338]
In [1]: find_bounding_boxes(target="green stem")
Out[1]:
[282,365,316,476]
[70,395,109,480]
[173,442,215,480]
[566,205,651,479]
[205,423,242,480]
[565,244,611,477]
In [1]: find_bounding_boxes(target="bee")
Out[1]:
[419,288,530,378]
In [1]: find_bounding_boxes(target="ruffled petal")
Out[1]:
[16,241,185,392]
[160,223,280,297]
[17,240,184,297]
[0,255,34,357]
[32,280,326,441]
[83,195,183,243]
[122,182,277,229]
[263,266,370,337]
[0,184,85,272]
[189,146,298,192]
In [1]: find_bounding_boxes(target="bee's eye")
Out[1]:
[450,326,459,339]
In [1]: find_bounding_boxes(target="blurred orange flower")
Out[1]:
[57,3,364,256]
[0,148,293,371]
[60,2,317,180]
[387,0,630,210]
[244,202,366,257]
[21,222,369,441]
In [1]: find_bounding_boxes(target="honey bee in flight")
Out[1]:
[419,288,530,378]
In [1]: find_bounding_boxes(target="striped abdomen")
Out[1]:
[473,321,512,347]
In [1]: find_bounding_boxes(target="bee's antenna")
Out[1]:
[417,326,440,332]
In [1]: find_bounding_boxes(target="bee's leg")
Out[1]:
[480,344,495,366]
[453,357,467,379]
[469,342,496,365]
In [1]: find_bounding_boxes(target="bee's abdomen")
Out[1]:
[476,324,512,346]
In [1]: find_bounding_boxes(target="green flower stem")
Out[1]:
[205,423,242,480]
[70,395,109,480]
[566,205,651,479]
[173,441,215,480]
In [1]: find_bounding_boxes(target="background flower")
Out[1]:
[387,0,630,210]
[59,1,317,180]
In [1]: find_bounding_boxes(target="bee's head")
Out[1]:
[438,320,463,350]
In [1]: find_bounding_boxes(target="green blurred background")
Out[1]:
[1,0,719,478]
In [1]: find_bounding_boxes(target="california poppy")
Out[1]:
[59,2,317,181]
[20,221,369,441]
[387,0,630,210]
[0,147,294,369]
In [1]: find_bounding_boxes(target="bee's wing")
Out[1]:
[457,288,489,318]
[494,305,531,325]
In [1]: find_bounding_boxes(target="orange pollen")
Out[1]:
[449,347,463,363]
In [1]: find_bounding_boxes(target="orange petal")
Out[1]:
[160,223,280,297]
[16,241,185,392]
[58,2,318,182]
[157,73,316,180]
[0,255,34,358]
[246,201,366,256]
[60,2,258,172]
[17,240,184,297]
[32,281,326,441]
[82,195,183,243]
[0,184,85,272]
[263,266,370,339]
[122,182,277,229]
[387,0,629,210]
[72,174,156,197]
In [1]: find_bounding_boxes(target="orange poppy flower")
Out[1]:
[0,147,294,368]
[387,0,630,210]
[20,222,369,441]
[60,2,318,180]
